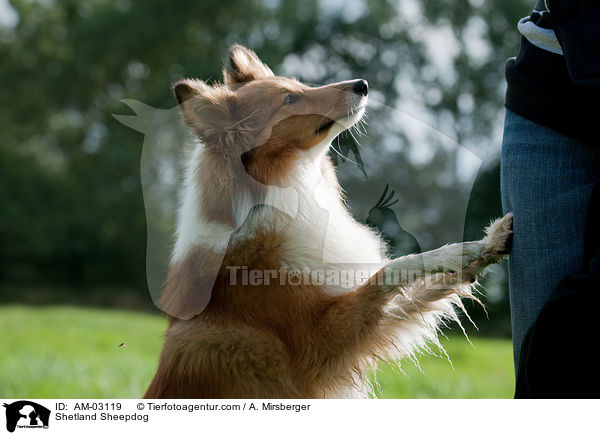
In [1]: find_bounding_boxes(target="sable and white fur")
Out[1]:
[145,45,513,399]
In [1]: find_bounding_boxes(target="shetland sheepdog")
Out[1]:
[144,45,512,398]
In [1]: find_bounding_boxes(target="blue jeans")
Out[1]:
[500,109,600,371]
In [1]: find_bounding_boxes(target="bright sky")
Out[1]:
[0,0,19,28]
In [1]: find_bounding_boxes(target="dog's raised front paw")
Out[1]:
[481,212,513,260]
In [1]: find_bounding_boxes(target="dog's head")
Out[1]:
[173,44,368,187]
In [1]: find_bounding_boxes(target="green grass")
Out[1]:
[0,305,164,398]
[0,305,514,398]
[375,336,515,398]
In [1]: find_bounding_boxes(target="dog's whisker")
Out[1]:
[331,142,358,165]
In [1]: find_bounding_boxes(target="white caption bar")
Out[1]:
[1,399,597,435]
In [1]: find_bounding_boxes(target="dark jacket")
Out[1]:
[548,0,600,86]
[505,0,600,143]
[515,183,600,398]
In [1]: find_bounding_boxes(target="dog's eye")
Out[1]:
[284,94,300,105]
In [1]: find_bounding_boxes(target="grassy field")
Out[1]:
[0,305,514,398]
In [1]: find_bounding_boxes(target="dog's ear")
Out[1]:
[223,44,274,86]
[173,78,203,105]
[172,78,236,144]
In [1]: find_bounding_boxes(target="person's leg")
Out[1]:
[500,109,600,370]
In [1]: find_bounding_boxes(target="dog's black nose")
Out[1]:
[352,79,368,96]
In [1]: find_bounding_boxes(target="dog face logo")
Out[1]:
[3,401,50,433]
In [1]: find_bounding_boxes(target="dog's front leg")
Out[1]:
[383,212,513,287]
[309,214,512,386]
[381,213,513,327]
